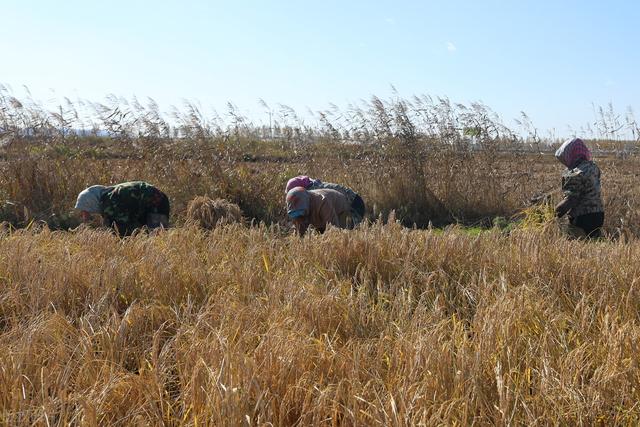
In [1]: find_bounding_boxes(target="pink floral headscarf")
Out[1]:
[285,176,313,193]
[555,138,592,168]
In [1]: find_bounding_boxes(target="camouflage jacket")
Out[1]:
[100,181,170,235]
[557,160,604,218]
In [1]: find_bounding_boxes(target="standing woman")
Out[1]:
[285,175,365,226]
[75,181,170,236]
[554,138,604,238]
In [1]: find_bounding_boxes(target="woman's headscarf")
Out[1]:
[286,186,310,218]
[285,176,313,193]
[74,185,108,213]
[555,138,592,168]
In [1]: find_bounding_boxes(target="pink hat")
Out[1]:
[285,175,312,193]
[555,138,592,168]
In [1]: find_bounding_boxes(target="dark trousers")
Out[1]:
[570,212,604,239]
[352,195,365,219]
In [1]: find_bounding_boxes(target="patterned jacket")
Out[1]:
[100,181,170,236]
[556,160,604,218]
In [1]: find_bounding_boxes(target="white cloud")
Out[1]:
[385,18,396,25]
[446,42,457,52]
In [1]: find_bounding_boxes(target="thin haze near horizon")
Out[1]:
[2,0,639,138]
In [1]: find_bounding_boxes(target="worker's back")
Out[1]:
[308,189,350,232]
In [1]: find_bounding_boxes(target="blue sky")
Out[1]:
[1,0,639,137]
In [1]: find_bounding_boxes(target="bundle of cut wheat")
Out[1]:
[186,196,244,229]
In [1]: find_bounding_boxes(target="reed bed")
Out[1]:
[1,89,639,234]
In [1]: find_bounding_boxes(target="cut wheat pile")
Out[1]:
[185,196,244,229]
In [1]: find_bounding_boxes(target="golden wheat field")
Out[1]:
[2,93,640,424]
[2,222,640,425]
[1,136,640,426]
